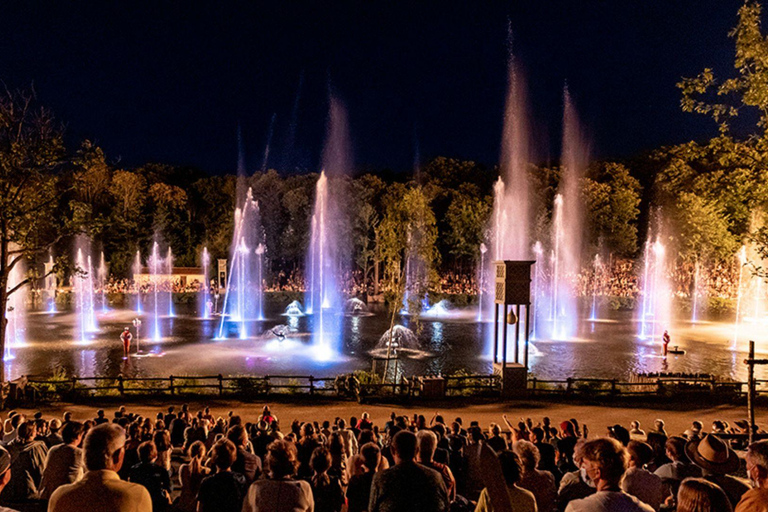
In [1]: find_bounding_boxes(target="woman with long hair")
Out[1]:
[242,440,314,512]
[176,441,210,512]
[310,446,344,512]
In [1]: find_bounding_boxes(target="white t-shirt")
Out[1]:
[565,490,655,512]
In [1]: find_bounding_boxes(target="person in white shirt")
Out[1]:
[565,438,654,512]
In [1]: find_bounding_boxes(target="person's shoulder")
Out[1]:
[736,486,768,509]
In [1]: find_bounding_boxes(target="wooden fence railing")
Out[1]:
[19,373,765,401]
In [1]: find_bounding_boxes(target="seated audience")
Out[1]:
[197,438,246,512]
[677,477,733,512]
[369,430,449,512]
[475,450,537,512]
[515,439,556,512]
[564,438,654,512]
[49,423,151,512]
[347,443,381,512]
[686,434,750,508]
[128,441,171,511]
[621,441,663,511]
[2,420,48,502]
[736,439,768,512]
[39,421,84,500]
[310,446,344,512]
[242,439,313,512]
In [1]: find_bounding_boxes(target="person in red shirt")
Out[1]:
[662,331,670,357]
[121,328,132,359]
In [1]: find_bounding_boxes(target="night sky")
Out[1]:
[0,1,741,174]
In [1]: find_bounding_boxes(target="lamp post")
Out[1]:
[132,318,142,354]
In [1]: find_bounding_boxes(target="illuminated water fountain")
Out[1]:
[98,251,109,313]
[200,247,211,319]
[44,253,56,313]
[638,234,671,341]
[74,236,98,343]
[589,254,602,321]
[4,252,27,360]
[217,188,265,340]
[132,251,143,315]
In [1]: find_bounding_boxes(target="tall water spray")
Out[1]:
[74,236,97,343]
[548,88,589,340]
[589,254,602,321]
[216,188,266,339]
[4,250,27,360]
[638,230,672,341]
[132,251,143,314]
[482,45,533,326]
[165,247,174,318]
[98,251,109,313]
[691,261,703,323]
[201,247,211,319]
[44,253,56,313]
[733,245,747,344]
[307,97,351,358]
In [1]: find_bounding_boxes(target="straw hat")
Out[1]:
[685,434,739,474]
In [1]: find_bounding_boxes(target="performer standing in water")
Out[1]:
[662,330,670,357]
[120,327,132,359]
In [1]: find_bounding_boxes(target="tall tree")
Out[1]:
[0,88,66,383]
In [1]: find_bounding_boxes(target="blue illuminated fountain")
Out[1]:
[98,251,109,314]
[4,249,27,360]
[306,97,351,359]
[44,253,56,314]
[74,235,98,343]
[132,250,143,315]
[200,247,211,319]
[216,187,265,339]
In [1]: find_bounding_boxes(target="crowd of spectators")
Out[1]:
[0,406,763,511]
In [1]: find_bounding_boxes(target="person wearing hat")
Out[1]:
[120,327,132,359]
[0,446,18,512]
[736,439,768,511]
[686,434,750,508]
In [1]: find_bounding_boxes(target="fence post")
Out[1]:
[656,379,663,395]
[169,375,175,396]
[117,374,124,397]
[309,376,315,396]
[71,377,77,395]
[566,378,573,394]
[611,379,617,395]
[217,374,223,396]
[531,377,537,392]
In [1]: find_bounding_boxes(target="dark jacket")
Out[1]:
[369,461,449,512]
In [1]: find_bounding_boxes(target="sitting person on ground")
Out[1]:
[676,477,733,512]
[653,420,667,437]
[49,423,151,512]
[608,425,630,447]
[242,439,313,512]
[630,421,646,441]
[416,429,456,502]
[227,424,261,485]
[45,419,64,448]
[310,446,344,512]
[368,430,449,512]
[564,437,654,512]
[531,427,560,484]
[197,438,247,512]
[736,439,768,512]
[475,450,537,512]
[128,441,172,512]
[2,420,48,503]
[686,434,750,509]
[654,436,702,503]
[39,421,85,500]
[176,441,210,512]
[347,443,381,512]
[515,440,557,512]
[621,441,663,511]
